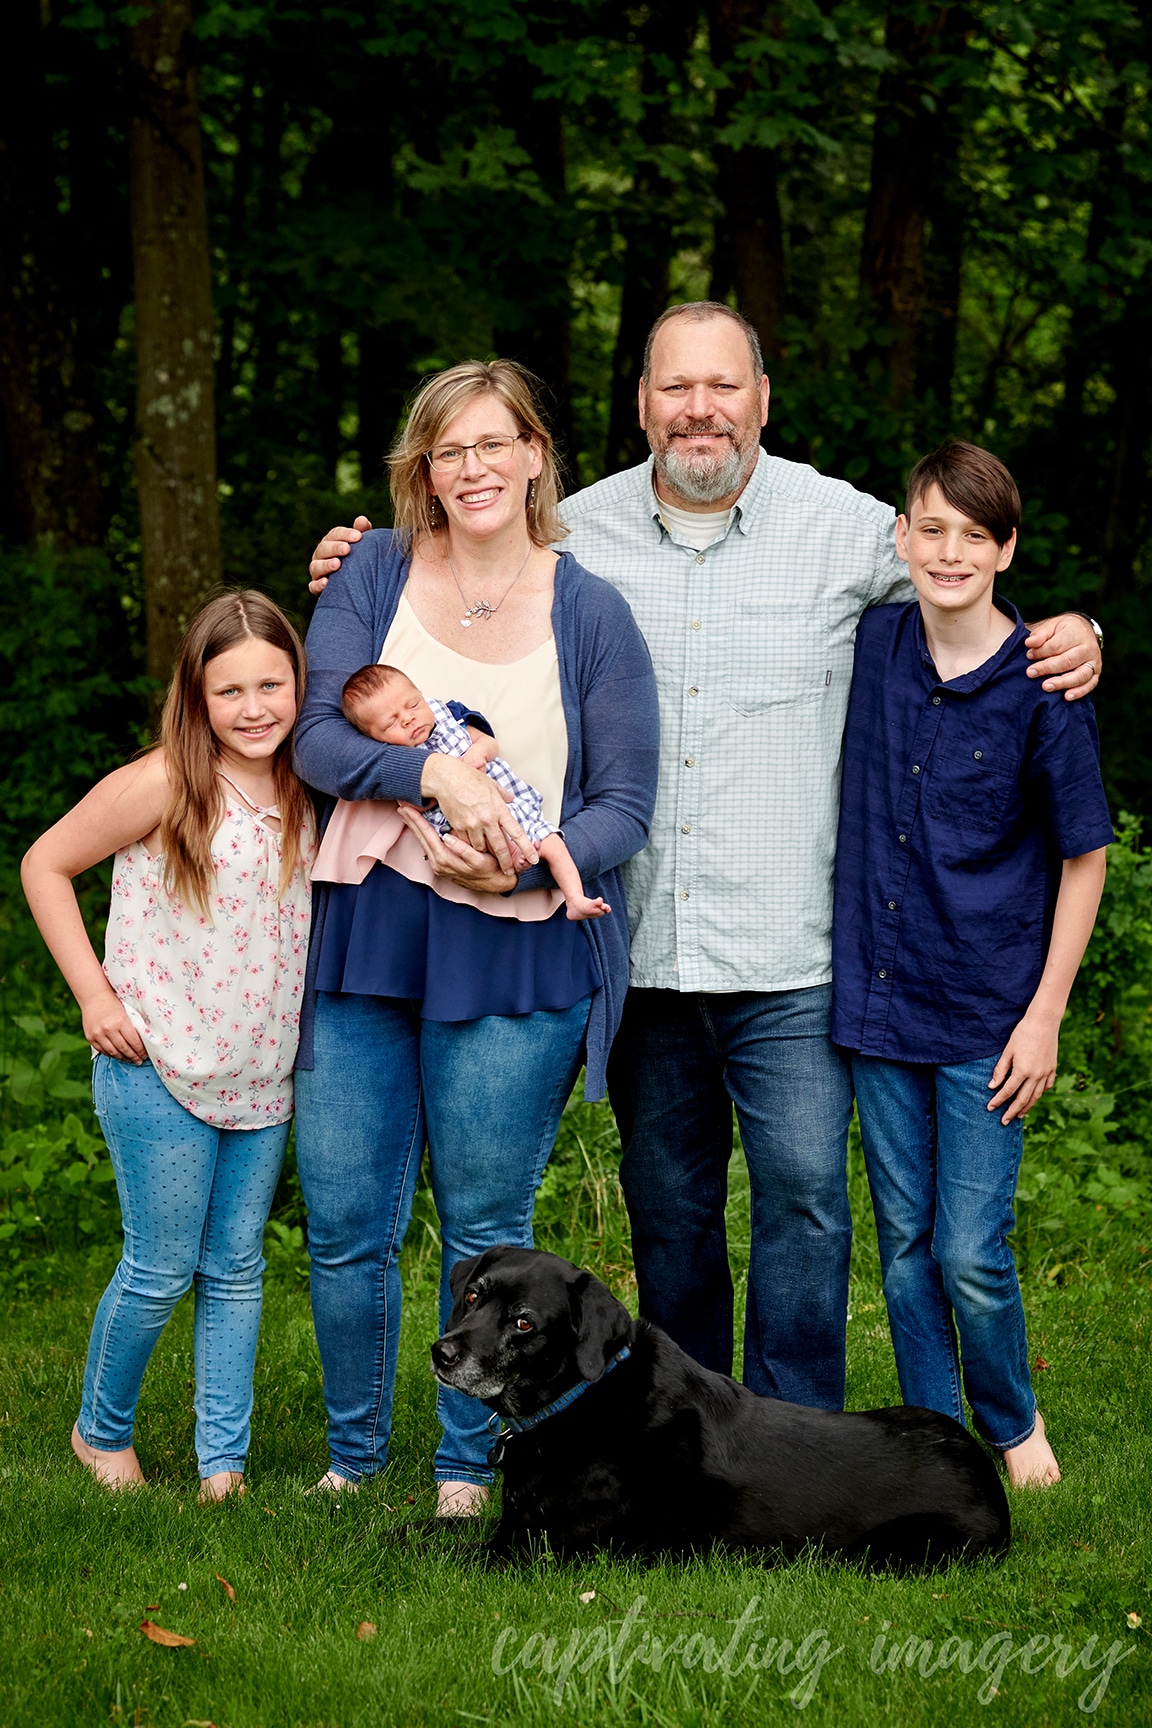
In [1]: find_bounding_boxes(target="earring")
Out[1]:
[429,496,443,525]
[527,478,537,507]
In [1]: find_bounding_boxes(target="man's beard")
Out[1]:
[651,420,754,505]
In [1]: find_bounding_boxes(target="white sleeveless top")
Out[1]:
[102,776,314,1130]
[381,593,568,824]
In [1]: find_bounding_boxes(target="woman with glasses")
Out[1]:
[293,360,659,1510]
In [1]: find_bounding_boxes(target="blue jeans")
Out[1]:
[851,1052,1036,1449]
[293,991,591,1485]
[608,986,854,1409]
[78,1056,288,1477]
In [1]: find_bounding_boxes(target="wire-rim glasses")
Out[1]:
[425,432,531,474]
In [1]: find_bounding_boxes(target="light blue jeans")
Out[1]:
[78,1055,287,1477]
[294,991,591,1486]
[851,1052,1035,1449]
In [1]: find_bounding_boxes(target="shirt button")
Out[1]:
[695,554,705,566]
[911,764,920,775]
[684,757,695,767]
[887,901,897,910]
[974,750,983,760]
[898,833,907,844]
[878,970,888,979]
[681,824,691,834]
[688,687,699,697]
[932,695,942,705]
[691,620,702,631]
[680,890,690,900]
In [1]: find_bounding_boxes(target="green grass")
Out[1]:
[1,1141,1150,1727]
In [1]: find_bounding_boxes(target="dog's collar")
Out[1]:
[487,1344,632,1443]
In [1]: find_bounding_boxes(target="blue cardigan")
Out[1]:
[294,532,660,1099]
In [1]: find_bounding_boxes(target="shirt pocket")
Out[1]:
[924,735,1019,833]
[723,601,833,716]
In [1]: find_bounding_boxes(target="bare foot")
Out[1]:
[1003,1410,1061,1487]
[436,1479,490,1518]
[198,1471,246,1505]
[305,1469,361,1495]
[71,1422,145,1491]
[565,896,611,922]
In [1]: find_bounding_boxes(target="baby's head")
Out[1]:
[341,664,437,746]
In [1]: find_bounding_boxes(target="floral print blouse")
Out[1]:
[103,776,314,1129]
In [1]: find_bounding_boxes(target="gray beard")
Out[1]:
[654,438,749,505]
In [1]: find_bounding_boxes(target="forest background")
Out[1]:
[1,0,1151,1280]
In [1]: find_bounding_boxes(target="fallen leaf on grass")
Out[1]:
[140,1620,195,1648]
[183,1720,219,1726]
[356,1621,377,1640]
[1127,1612,1143,1629]
[214,1574,237,1603]
[1034,1356,1051,1371]
[579,1591,596,1604]
[146,1604,159,1611]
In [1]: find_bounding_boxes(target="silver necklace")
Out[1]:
[447,547,533,627]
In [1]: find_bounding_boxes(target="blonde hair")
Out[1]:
[387,359,567,549]
[158,591,311,913]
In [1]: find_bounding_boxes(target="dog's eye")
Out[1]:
[464,1289,478,1306]
[515,1318,533,1333]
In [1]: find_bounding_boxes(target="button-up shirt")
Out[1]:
[560,452,912,992]
[831,599,1114,1064]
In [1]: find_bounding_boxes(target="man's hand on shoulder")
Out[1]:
[308,515,373,594]
[1024,614,1101,701]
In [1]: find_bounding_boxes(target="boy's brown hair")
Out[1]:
[905,440,1021,548]
[340,662,411,722]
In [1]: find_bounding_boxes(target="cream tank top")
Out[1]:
[380,594,568,824]
[102,777,314,1130]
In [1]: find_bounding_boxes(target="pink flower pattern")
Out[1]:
[103,794,314,1130]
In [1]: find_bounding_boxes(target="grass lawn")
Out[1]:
[1,1139,1150,1728]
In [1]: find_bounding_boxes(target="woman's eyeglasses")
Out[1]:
[426,433,530,474]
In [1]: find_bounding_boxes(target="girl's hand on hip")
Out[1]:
[81,987,147,1062]
[418,754,537,872]
[397,805,520,894]
[987,1011,1060,1123]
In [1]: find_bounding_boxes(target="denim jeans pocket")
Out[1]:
[91,1051,108,1118]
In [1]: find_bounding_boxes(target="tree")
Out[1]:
[128,0,221,683]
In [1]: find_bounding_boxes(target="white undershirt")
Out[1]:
[654,494,733,552]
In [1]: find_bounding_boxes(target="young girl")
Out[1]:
[21,591,314,1501]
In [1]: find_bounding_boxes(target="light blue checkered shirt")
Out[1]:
[560,452,913,992]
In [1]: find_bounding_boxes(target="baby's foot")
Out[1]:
[436,1479,490,1518]
[1003,1410,1061,1487]
[199,1470,246,1505]
[565,895,611,921]
[71,1422,145,1490]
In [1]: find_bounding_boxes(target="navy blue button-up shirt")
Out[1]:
[831,599,1114,1064]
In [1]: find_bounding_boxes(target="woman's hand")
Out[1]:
[987,1010,1060,1124]
[397,805,522,894]
[81,985,147,1062]
[418,754,537,873]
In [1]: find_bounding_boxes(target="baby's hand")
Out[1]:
[462,727,499,771]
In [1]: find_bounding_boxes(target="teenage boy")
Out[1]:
[832,440,1113,1487]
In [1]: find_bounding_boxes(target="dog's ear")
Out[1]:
[571,1271,632,1383]
[449,1253,485,1303]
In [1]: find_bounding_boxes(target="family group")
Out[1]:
[21,301,1110,1513]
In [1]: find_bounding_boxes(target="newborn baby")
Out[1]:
[338,662,610,921]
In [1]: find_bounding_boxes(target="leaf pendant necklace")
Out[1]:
[448,548,532,628]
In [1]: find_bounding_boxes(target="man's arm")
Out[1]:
[1023,615,1101,701]
[986,848,1107,1123]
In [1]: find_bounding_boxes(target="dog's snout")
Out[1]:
[431,1335,463,1372]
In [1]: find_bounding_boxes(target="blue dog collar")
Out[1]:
[487,1344,633,1444]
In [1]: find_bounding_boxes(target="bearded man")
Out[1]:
[308,300,1101,1410]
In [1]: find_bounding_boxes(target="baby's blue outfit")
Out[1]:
[420,697,557,847]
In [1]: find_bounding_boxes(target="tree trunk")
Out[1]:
[357,325,410,489]
[708,0,788,363]
[914,129,965,434]
[606,0,700,473]
[128,0,221,685]
[859,4,967,406]
[0,0,105,548]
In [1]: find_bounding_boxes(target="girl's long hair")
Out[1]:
[158,591,310,913]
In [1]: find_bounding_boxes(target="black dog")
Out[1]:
[431,1245,1010,1569]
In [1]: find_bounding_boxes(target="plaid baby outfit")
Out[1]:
[421,697,557,846]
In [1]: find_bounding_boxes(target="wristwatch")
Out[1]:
[1088,617,1104,648]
